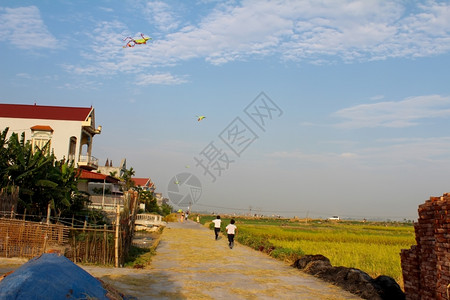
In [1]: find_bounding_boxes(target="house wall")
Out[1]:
[97,166,126,178]
[0,117,84,164]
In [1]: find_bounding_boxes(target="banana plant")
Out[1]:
[1,128,89,221]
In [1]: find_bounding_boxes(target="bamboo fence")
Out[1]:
[0,190,140,266]
[66,226,117,265]
[0,218,68,258]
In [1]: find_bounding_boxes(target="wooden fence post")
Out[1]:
[42,228,48,254]
[115,204,120,268]
[5,227,9,258]
[103,224,107,265]
[46,203,51,225]
[85,233,89,262]
[73,234,77,262]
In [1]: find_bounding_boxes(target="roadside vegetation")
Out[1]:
[124,225,165,268]
[0,128,89,221]
[0,127,172,223]
[199,215,415,285]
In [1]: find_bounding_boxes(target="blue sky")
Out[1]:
[1,0,450,220]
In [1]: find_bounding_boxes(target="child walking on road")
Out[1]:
[226,219,237,249]
[212,215,221,240]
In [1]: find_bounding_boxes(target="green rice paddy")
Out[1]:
[200,216,415,286]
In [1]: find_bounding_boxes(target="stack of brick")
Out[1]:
[401,193,450,300]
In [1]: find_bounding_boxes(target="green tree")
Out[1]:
[6,132,56,216]
[160,203,172,216]
[134,187,159,214]
[121,167,135,191]
[1,129,88,221]
[0,128,10,187]
[49,159,89,221]
[142,190,160,214]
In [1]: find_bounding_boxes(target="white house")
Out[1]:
[97,158,128,178]
[0,103,102,170]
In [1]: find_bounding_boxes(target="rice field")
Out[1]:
[201,216,416,286]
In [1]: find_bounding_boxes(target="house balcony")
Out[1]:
[82,120,102,135]
[78,155,99,170]
[88,195,125,211]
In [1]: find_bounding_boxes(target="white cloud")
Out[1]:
[268,149,349,163]
[356,136,450,167]
[57,80,102,90]
[135,72,188,85]
[340,152,357,158]
[0,6,58,49]
[99,7,114,13]
[16,73,32,79]
[334,95,450,128]
[268,136,450,169]
[370,95,385,101]
[64,1,450,82]
[143,1,180,32]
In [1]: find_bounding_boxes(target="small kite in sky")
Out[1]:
[197,115,206,122]
[123,33,151,48]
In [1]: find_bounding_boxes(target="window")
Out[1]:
[30,125,53,154]
[68,136,77,162]
[32,138,51,152]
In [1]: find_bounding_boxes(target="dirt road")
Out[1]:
[83,220,361,299]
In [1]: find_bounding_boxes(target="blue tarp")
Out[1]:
[0,253,109,300]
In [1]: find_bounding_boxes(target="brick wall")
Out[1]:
[401,193,450,300]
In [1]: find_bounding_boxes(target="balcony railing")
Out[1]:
[78,155,99,170]
[88,195,124,211]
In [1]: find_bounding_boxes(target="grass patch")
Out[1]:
[124,228,164,268]
[163,213,178,222]
[124,246,156,268]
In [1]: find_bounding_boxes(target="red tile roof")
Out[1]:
[77,169,119,183]
[30,125,53,132]
[132,178,153,187]
[0,103,93,121]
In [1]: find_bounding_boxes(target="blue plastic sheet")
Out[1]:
[0,253,109,300]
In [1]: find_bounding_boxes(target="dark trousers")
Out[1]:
[214,227,220,239]
[227,234,235,247]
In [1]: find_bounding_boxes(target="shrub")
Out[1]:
[163,213,178,222]
[270,247,304,264]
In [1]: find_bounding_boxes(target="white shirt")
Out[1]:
[226,224,237,234]
[212,219,221,228]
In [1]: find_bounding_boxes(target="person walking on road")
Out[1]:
[212,215,222,240]
[226,219,237,249]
